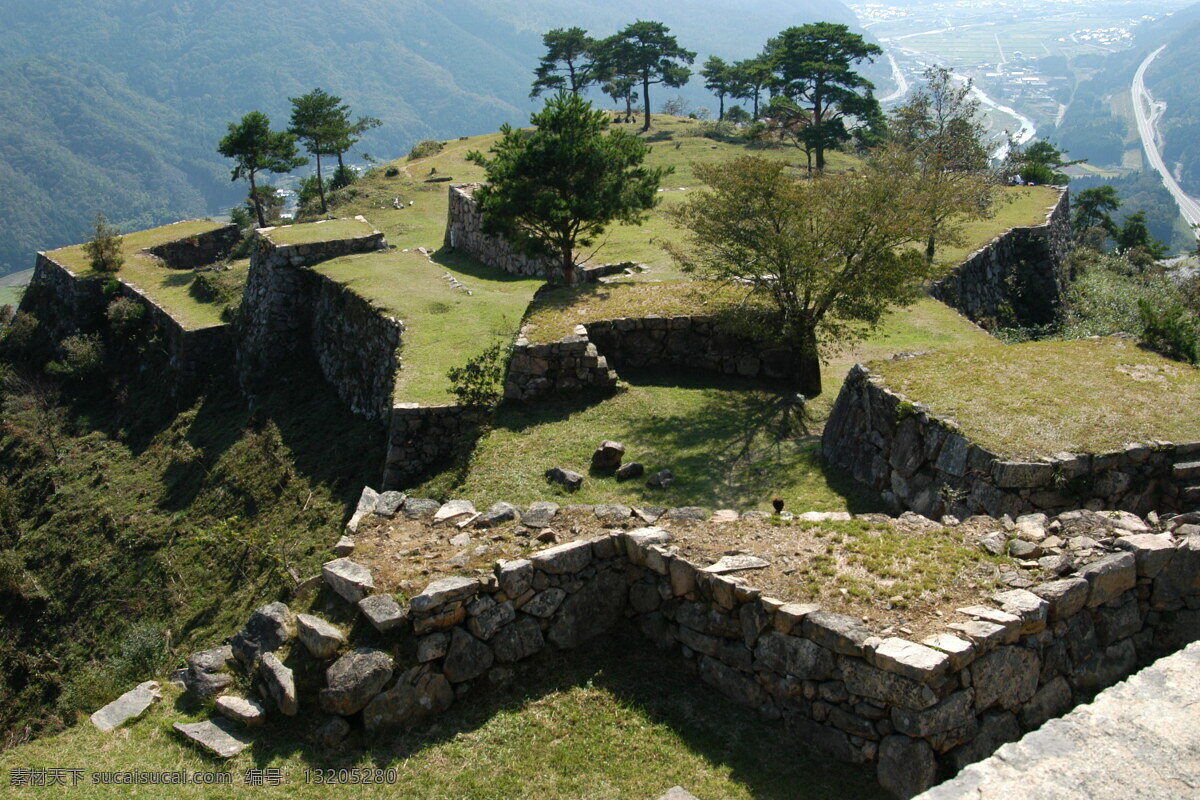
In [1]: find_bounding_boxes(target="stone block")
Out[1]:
[358,595,408,634]
[1032,578,1089,621]
[868,637,951,683]
[890,689,975,737]
[531,540,593,574]
[1114,534,1175,578]
[411,576,480,614]
[971,646,1040,711]
[296,614,346,659]
[90,681,162,732]
[259,652,298,716]
[802,611,874,656]
[1078,552,1136,607]
[877,735,938,799]
[841,658,941,710]
[753,633,835,680]
[990,589,1049,634]
[322,558,375,604]
[173,718,252,759]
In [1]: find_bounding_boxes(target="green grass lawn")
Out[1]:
[874,337,1200,458]
[47,220,236,329]
[0,632,883,800]
[932,185,1062,268]
[0,286,23,308]
[418,297,992,510]
[267,217,377,246]
[313,249,543,406]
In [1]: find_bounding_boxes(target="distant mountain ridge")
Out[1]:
[0,0,858,277]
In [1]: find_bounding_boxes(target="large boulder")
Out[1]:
[591,440,626,471]
[90,681,162,732]
[322,558,375,604]
[546,467,584,492]
[184,645,235,700]
[259,652,298,716]
[296,614,347,659]
[319,648,394,715]
[442,628,494,683]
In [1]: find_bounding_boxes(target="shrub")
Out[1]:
[106,296,146,337]
[1058,250,1187,339]
[407,140,444,160]
[384,166,400,177]
[447,342,510,408]
[83,214,124,273]
[1138,299,1199,364]
[46,333,105,381]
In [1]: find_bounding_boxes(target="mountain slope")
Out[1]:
[0,0,858,277]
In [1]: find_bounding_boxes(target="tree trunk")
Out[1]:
[625,93,633,123]
[249,169,266,228]
[753,90,760,119]
[796,326,822,397]
[561,245,576,285]
[718,94,725,121]
[316,152,327,213]
[642,75,651,131]
[815,145,826,171]
[925,231,937,264]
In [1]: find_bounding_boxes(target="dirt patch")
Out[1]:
[351,508,1052,640]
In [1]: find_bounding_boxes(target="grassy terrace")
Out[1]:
[417,297,994,511]
[0,636,883,799]
[267,217,376,246]
[47,219,238,329]
[874,336,1200,458]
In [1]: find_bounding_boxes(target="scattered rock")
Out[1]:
[320,648,395,715]
[633,506,667,523]
[332,536,356,557]
[522,501,560,528]
[259,652,298,716]
[184,646,235,699]
[711,509,739,523]
[402,497,441,519]
[230,602,296,667]
[322,558,375,604]
[647,469,675,489]
[296,614,347,659]
[702,555,770,574]
[443,628,494,683]
[616,462,645,481]
[174,718,252,759]
[595,504,632,524]
[376,491,407,517]
[216,695,267,728]
[978,532,1008,556]
[591,440,626,471]
[546,467,584,492]
[450,531,471,548]
[358,594,408,633]
[313,716,351,749]
[433,499,476,525]
[347,487,380,533]
[90,681,161,732]
[475,502,521,529]
[411,576,480,613]
[664,506,709,522]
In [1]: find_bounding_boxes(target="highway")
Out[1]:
[1132,45,1200,229]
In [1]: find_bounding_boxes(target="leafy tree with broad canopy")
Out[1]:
[599,21,695,132]
[217,111,306,228]
[467,92,669,285]
[767,23,882,171]
[531,27,599,97]
[288,88,348,214]
[1072,185,1121,238]
[666,151,944,396]
[891,66,995,263]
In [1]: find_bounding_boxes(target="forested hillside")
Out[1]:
[0,0,857,277]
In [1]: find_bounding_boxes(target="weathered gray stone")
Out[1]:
[433,499,476,525]
[319,648,393,715]
[174,718,252,759]
[921,634,976,670]
[991,589,1049,634]
[411,576,480,613]
[773,602,822,634]
[993,461,1055,488]
[1114,534,1175,578]
[647,469,675,489]
[443,628,494,683]
[362,682,422,733]
[1094,597,1141,646]
[523,587,567,617]
[656,787,700,800]
[702,555,770,574]
[802,611,874,656]
[699,655,765,708]
[296,613,346,659]
[230,602,295,666]
[531,539,593,574]
[322,558,375,604]
[616,462,645,481]
[332,536,356,557]
[591,440,625,471]
[753,633,836,680]
[891,689,975,737]
[376,490,407,517]
[877,734,938,799]
[947,619,1012,650]
[971,646,1039,711]
[358,594,408,633]
[184,646,234,699]
[493,615,546,663]
[944,710,1021,773]
[1033,577,1089,621]
[978,532,1008,556]
[497,559,533,599]
[1079,552,1136,607]
[664,506,709,521]
[314,715,351,749]
[417,632,450,662]
[869,637,951,683]
[403,497,441,519]
[216,695,266,727]
[259,652,297,716]
[1017,675,1072,731]
[548,570,626,649]
[475,502,521,529]
[1151,536,1200,606]
[522,501,560,528]
[546,467,584,491]
[468,600,516,640]
[841,659,941,710]
[347,486,380,533]
[91,681,161,732]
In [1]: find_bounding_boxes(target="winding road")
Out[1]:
[1132,45,1200,229]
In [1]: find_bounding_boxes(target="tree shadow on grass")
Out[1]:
[234,627,885,800]
[430,248,547,286]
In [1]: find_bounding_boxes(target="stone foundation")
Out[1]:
[145,222,241,269]
[822,364,1199,518]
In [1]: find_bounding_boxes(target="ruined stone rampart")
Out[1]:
[822,364,1200,519]
[145,223,241,269]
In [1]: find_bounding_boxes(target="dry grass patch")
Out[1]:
[874,336,1200,458]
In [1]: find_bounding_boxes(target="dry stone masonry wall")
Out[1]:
[237,218,399,422]
[822,364,1200,520]
[146,223,241,269]
[179,495,1200,799]
[444,184,559,278]
[930,189,1072,330]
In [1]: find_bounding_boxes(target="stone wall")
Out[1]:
[505,316,803,401]
[444,184,559,278]
[822,364,1200,519]
[382,404,476,489]
[197,500,1200,798]
[145,223,241,269]
[21,252,233,387]
[930,189,1072,329]
[237,218,399,422]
